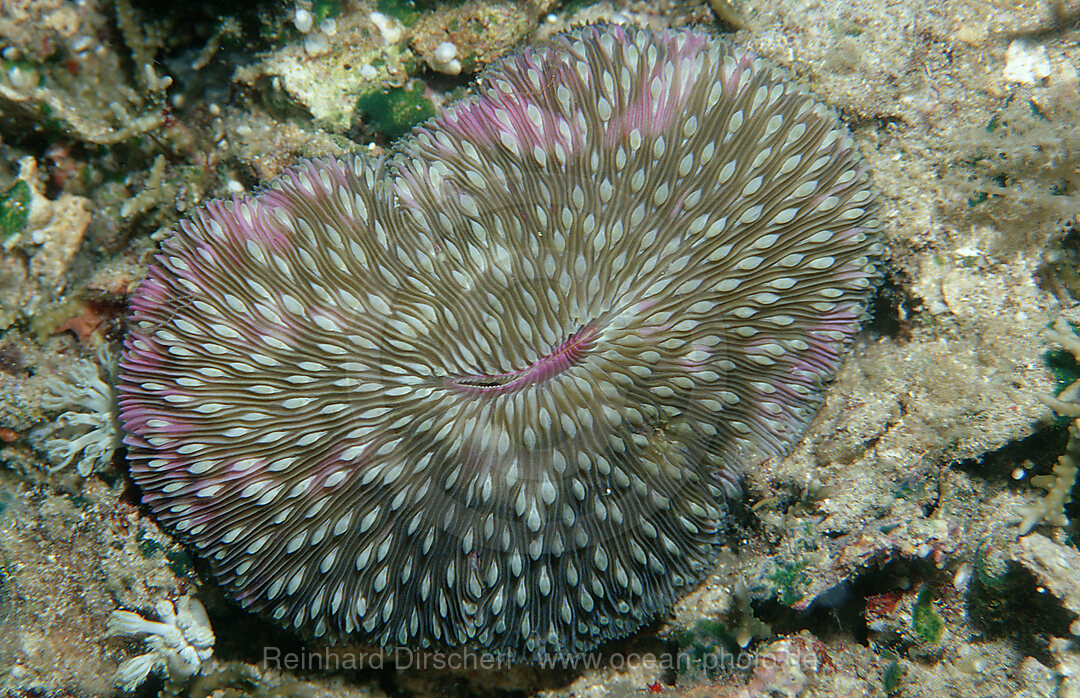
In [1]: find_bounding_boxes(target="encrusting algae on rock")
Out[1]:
[115,23,882,660]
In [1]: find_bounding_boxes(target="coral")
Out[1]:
[119,154,176,220]
[16,158,92,293]
[107,595,215,693]
[244,1,551,135]
[0,477,193,695]
[0,0,171,145]
[0,157,92,330]
[240,7,415,132]
[1018,423,1078,534]
[409,1,546,74]
[731,580,772,648]
[949,88,1080,257]
[1018,316,1080,534]
[117,24,880,659]
[30,354,118,477]
[0,0,1073,692]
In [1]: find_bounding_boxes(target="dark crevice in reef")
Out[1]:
[125,0,286,120]
[761,557,946,648]
[721,494,759,546]
[740,433,1080,669]
[1039,216,1080,306]
[127,0,283,53]
[196,564,667,697]
[953,423,1080,531]
[194,572,302,659]
[953,423,1070,491]
[865,264,919,342]
[967,563,1074,667]
[197,572,408,695]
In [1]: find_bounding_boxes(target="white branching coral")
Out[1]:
[107,595,215,693]
[31,354,118,476]
[1020,316,1080,534]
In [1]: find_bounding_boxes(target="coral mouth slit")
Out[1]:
[447,323,599,395]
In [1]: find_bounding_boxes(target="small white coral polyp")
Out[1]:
[107,595,215,692]
[32,355,118,476]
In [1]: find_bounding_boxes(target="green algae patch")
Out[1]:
[355,82,435,141]
[882,656,904,694]
[912,587,944,643]
[377,0,465,26]
[166,548,193,577]
[676,618,740,680]
[376,0,422,27]
[770,560,811,606]
[314,0,343,23]
[677,618,738,654]
[0,180,30,250]
[136,530,163,558]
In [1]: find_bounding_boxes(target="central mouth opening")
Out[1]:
[452,376,516,388]
[446,323,599,396]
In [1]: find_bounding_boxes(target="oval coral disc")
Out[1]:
[117,23,882,660]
